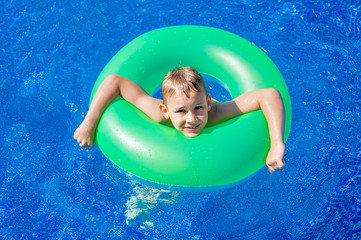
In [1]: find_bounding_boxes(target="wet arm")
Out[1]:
[74,74,164,150]
[212,88,286,172]
[235,88,285,173]
[86,74,164,123]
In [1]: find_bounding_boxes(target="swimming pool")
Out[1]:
[1,0,360,239]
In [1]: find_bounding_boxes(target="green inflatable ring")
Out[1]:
[91,25,292,191]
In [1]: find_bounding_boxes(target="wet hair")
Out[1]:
[162,66,207,104]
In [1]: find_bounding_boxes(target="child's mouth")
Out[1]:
[185,124,200,131]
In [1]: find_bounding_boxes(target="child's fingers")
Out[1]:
[266,161,276,172]
[86,143,94,151]
[267,159,285,173]
[78,139,90,149]
[277,159,285,169]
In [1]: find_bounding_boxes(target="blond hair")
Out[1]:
[162,67,207,103]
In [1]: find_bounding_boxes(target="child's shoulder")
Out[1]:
[208,100,236,124]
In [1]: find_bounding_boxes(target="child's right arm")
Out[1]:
[74,74,164,150]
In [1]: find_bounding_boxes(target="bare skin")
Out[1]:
[74,74,286,173]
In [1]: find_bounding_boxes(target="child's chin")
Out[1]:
[183,131,201,138]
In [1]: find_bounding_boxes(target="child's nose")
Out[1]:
[186,111,197,123]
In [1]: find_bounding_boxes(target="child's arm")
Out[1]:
[74,74,164,150]
[210,88,285,173]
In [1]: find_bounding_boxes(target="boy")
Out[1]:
[74,67,286,173]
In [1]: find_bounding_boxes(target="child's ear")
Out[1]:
[207,94,212,111]
[159,103,169,119]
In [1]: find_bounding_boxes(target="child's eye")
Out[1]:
[194,106,203,110]
[176,109,185,113]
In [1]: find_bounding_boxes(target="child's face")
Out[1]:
[160,89,212,137]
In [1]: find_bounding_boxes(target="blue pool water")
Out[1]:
[1,0,361,239]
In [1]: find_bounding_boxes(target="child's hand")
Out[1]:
[74,119,96,151]
[265,141,285,173]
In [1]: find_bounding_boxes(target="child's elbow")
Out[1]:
[266,88,281,99]
[107,74,123,82]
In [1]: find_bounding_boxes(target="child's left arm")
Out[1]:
[210,88,285,173]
